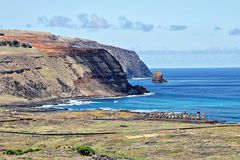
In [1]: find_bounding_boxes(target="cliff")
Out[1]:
[0,29,148,105]
[69,39,153,78]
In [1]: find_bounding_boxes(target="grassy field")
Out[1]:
[0,46,41,56]
[0,107,239,160]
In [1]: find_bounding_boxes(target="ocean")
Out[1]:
[41,68,240,123]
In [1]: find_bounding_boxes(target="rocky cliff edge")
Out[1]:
[0,29,149,105]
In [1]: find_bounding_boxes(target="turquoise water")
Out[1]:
[42,68,240,123]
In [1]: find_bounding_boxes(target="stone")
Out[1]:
[131,85,149,95]
[152,70,168,83]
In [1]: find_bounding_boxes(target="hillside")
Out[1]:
[0,29,148,105]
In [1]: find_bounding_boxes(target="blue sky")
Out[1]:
[1,0,240,68]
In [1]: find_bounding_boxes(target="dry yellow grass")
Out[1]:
[0,46,42,56]
[0,108,239,160]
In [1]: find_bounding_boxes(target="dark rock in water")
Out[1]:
[126,85,149,95]
[152,70,168,83]
[131,85,149,95]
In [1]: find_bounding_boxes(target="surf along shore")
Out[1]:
[0,105,240,160]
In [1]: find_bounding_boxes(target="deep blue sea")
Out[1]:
[41,68,240,123]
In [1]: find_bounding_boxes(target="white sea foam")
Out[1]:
[38,92,154,109]
[130,77,151,80]
[68,100,98,105]
[99,107,117,111]
[126,92,155,98]
[39,100,99,108]
[130,109,158,113]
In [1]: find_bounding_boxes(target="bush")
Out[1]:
[74,145,95,156]
[3,148,41,155]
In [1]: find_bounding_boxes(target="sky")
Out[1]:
[1,0,240,68]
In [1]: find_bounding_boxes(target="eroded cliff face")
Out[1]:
[0,29,148,105]
[69,39,153,78]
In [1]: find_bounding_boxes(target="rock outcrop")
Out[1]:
[152,70,168,83]
[0,29,149,105]
[69,39,152,78]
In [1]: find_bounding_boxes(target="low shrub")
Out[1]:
[74,145,95,156]
[3,148,41,155]
[119,124,128,127]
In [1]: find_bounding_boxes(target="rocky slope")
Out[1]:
[0,29,148,105]
[69,39,152,78]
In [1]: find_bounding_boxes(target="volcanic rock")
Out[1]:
[0,29,149,105]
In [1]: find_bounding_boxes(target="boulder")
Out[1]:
[152,70,168,83]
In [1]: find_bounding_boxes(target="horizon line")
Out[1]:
[149,66,240,69]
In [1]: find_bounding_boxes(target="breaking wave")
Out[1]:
[39,100,99,108]
[130,77,151,80]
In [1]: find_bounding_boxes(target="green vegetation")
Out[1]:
[3,148,41,155]
[74,145,95,156]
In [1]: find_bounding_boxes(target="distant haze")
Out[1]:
[138,50,240,68]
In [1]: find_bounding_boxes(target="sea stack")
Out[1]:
[152,70,168,83]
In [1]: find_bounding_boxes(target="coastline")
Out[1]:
[1,92,236,125]
[0,92,154,110]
